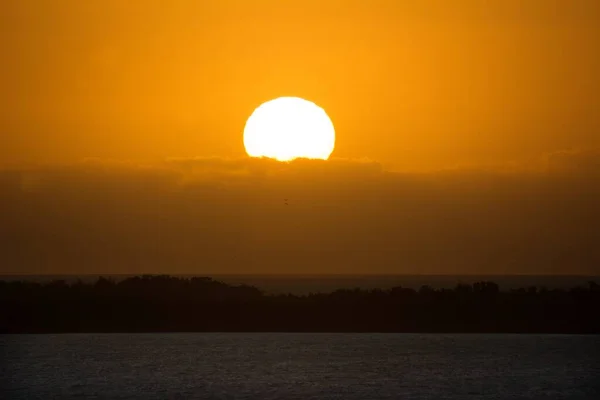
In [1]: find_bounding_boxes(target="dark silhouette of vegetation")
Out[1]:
[1,275,599,333]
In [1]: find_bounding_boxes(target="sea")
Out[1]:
[1,333,599,399]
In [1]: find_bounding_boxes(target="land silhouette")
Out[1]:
[1,275,599,334]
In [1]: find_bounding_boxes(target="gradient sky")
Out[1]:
[2,0,599,169]
[1,1,598,274]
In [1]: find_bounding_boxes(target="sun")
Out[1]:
[243,97,335,161]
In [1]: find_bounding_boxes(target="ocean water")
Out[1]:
[1,333,599,399]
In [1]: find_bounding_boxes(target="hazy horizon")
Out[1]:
[3,273,597,296]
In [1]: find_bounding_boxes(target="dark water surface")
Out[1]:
[1,333,599,399]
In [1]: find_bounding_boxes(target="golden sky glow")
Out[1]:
[0,1,599,276]
[1,1,598,170]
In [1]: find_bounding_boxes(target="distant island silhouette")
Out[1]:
[2,275,599,334]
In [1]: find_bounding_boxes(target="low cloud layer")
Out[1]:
[1,153,598,275]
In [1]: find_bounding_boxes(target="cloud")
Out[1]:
[160,156,384,184]
[546,148,600,177]
[0,155,598,275]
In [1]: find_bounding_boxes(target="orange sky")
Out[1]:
[1,1,599,275]
[2,0,598,170]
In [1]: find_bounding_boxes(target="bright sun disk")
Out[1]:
[243,97,335,161]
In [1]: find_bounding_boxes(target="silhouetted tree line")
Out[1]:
[1,275,599,333]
